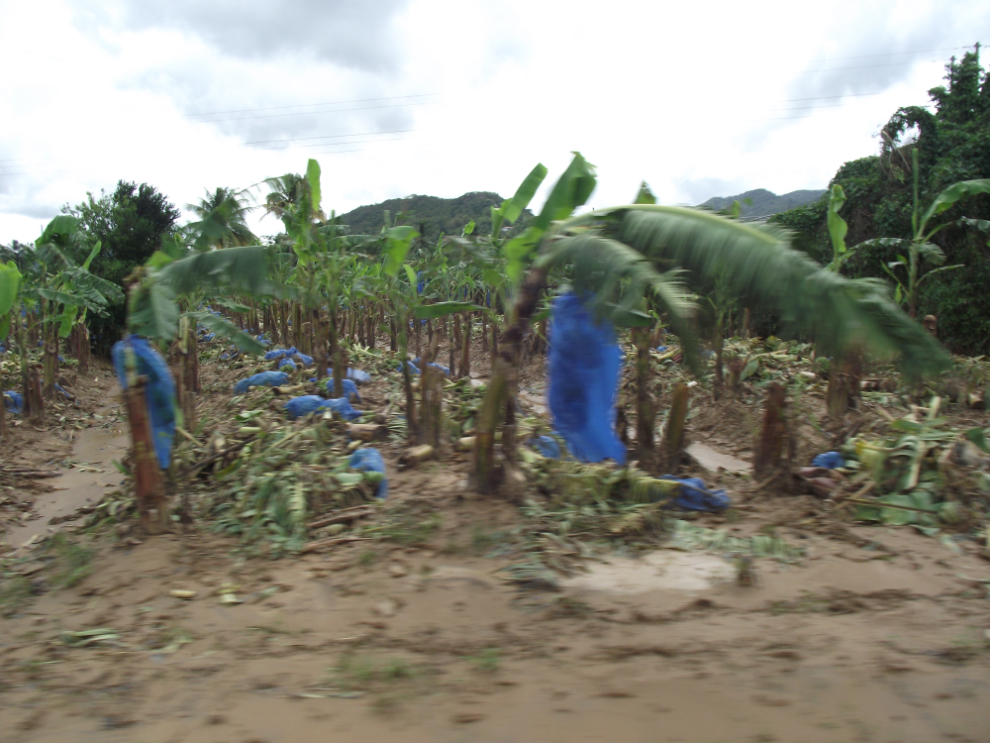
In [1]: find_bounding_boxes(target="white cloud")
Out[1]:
[1,0,987,243]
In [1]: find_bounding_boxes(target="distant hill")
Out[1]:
[698,188,826,218]
[337,191,532,244]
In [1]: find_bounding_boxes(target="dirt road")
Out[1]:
[2,366,989,742]
[2,499,989,742]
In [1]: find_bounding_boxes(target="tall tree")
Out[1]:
[64,181,180,354]
[186,187,257,250]
[771,47,990,352]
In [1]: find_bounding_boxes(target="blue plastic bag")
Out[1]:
[202,333,215,342]
[278,358,297,371]
[659,476,731,511]
[411,358,450,375]
[527,435,561,459]
[295,353,314,367]
[112,337,177,469]
[327,378,361,402]
[233,371,289,395]
[397,360,421,375]
[3,390,23,415]
[329,367,371,385]
[547,293,626,464]
[284,395,363,421]
[349,448,388,499]
[811,451,845,469]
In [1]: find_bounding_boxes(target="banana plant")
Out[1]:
[853,149,990,318]
[0,259,22,438]
[381,223,480,444]
[447,163,548,372]
[127,236,271,355]
[34,216,124,374]
[474,152,952,494]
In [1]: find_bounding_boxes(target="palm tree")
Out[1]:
[262,173,313,223]
[186,187,257,250]
[473,154,951,494]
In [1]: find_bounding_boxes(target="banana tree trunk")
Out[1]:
[397,314,419,445]
[280,301,289,348]
[123,373,170,534]
[43,339,57,399]
[826,350,862,417]
[480,313,488,352]
[313,309,328,379]
[414,315,422,358]
[713,323,724,401]
[293,302,303,349]
[389,318,397,352]
[474,266,546,493]
[14,310,31,419]
[490,321,499,373]
[329,310,344,401]
[633,327,654,468]
[0,322,6,440]
[176,317,196,431]
[754,382,790,482]
[420,334,442,448]
[660,382,689,474]
[460,313,471,378]
[451,314,461,377]
[73,322,90,374]
[26,363,43,423]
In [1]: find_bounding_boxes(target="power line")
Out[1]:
[803,57,955,74]
[246,128,417,147]
[807,45,972,64]
[187,93,440,118]
[189,100,439,124]
[258,134,419,152]
[744,101,934,123]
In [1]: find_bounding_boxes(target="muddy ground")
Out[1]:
[2,347,989,743]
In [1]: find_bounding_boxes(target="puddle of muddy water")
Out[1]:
[4,427,129,548]
[562,551,734,594]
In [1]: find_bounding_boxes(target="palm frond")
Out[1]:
[611,205,949,377]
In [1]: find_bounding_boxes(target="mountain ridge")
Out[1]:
[337,191,532,243]
[699,188,826,217]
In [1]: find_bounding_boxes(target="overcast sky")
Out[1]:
[1,0,986,243]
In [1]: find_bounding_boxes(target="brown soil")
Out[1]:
[2,344,989,743]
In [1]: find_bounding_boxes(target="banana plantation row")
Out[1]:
[1,153,983,522]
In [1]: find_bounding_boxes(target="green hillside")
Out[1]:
[338,191,532,243]
[699,188,826,218]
